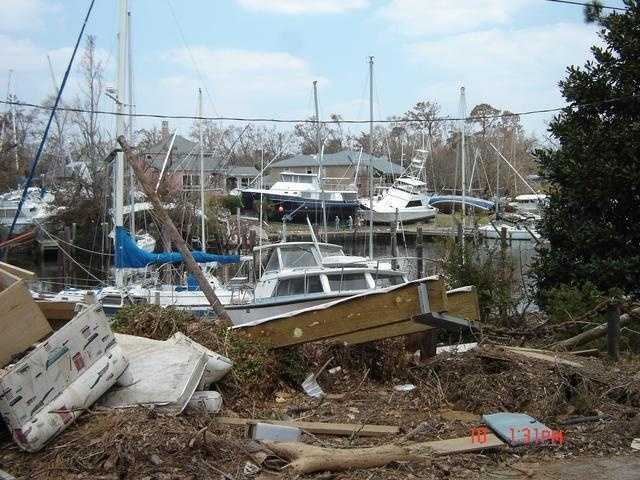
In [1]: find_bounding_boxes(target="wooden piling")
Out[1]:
[416,223,424,278]
[607,303,620,361]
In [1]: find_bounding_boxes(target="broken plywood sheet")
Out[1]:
[233,277,447,349]
[0,268,52,367]
[100,334,206,414]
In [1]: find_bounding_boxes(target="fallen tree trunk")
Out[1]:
[116,136,232,325]
[551,306,640,351]
[265,435,504,474]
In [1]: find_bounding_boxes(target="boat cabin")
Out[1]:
[252,242,406,301]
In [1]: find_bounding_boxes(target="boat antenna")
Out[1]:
[368,56,374,259]
[313,80,328,242]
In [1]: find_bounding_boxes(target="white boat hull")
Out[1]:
[478,224,539,241]
[369,208,437,224]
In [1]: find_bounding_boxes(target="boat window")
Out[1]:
[373,273,405,288]
[261,249,280,272]
[275,277,305,296]
[274,274,324,297]
[327,273,368,292]
[305,274,323,293]
[319,245,344,257]
[406,200,422,207]
[279,246,318,269]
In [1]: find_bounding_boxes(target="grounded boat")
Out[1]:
[508,194,548,215]
[359,158,438,224]
[240,171,359,220]
[225,240,407,325]
[478,219,540,241]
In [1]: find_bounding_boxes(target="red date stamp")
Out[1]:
[470,426,564,446]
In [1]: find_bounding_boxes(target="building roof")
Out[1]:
[271,151,403,175]
[146,134,225,172]
[228,166,260,177]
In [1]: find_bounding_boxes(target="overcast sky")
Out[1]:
[0,0,626,140]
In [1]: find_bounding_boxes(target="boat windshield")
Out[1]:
[319,245,344,257]
[279,245,319,269]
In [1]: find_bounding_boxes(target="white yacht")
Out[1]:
[360,158,437,224]
[240,171,360,220]
[224,240,407,325]
[0,187,55,232]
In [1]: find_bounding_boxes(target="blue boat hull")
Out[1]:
[241,191,359,220]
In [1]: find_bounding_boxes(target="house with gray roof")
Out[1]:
[143,122,259,193]
[267,150,403,196]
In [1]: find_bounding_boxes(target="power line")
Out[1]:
[544,0,627,11]
[1,95,636,125]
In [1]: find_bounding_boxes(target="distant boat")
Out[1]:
[240,171,359,220]
[478,219,540,241]
[0,187,55,233]
[359,158,438,224]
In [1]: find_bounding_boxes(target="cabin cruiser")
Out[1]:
[0,187,55,232]
[240,171,359,220]
[224,240,407,325]
[359,158,437,223]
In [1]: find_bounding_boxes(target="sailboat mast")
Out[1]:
[127,10,135,235]
[313,81,327,241]
[199,88,206,252]
[458,86,467,228]
[114,0,127,288]
[368,56,374,259]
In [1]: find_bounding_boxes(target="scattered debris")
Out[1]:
[0,304,127,452]
[394,384,417,392]
[632,438,640,451]
[187,391,223,413]
[482,412,552,447]
[248,422,302,442]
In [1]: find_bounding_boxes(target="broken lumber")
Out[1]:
[265,434,504,474]
[501,346,584,368]
[234,277,447,348]
[551,306,640,351]
[213,417,399,437]
[0,262,36,281]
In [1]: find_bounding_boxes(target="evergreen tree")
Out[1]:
[533,1,640,297]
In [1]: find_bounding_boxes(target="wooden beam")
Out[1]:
[214,417,399,437]
[446,286,480,321]
[501,346,584,368]
[0,262,36,282]
[331,320,432,346]
[235,278,447,349]
[35,300,76,322]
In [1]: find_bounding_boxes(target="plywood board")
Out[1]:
[446,286,481,322]
[235,278,447,349]
[0,279,52,367]
[214,417,399,437]
[427,433,504,454]
[0,262,36,282]
[330,320,432,346]
[36,300,77,323]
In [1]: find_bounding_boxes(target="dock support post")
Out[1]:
[416,223,423,278]
[607,303,620,361]
[391,209,398,270]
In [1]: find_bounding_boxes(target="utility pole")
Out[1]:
[199,87,206,252]
[368,56,374,259]
[127,10,135,235]
[114,0,127,288]
[313,80,327,242]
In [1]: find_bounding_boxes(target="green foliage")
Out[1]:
[442,239,519,324]
[542,281,605,323]
[533,2,640,298]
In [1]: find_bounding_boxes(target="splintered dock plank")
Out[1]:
[234,277,447,348]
